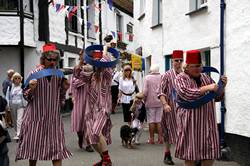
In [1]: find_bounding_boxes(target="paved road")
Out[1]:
[8,107,240,166]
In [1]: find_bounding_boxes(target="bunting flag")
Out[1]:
[118,32,122,41]
[108,0,113,11]
[129,34,134,42]
[55,4,65,13]
[111,31,116,38]
[68,6,78,20]
[94,25,99,32]
[87,22,92,30]
[56,4,61,12]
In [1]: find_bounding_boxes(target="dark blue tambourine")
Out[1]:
[84,45,120,68]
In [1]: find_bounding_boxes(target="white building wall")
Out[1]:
[224,0,250,137]
[134,0,164,74]
[0,47,20,96]
[150,0,250,137]
[49,3,67,44]
[24,18,36,47]
[101,3,134,52]
[0,17,20,45]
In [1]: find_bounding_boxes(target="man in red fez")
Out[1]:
[175,50,227,166]
[158,50,184,165]
[16,43,72,166]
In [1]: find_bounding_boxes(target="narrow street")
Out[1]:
[8,107,240,166]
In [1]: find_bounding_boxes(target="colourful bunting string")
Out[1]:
[94,25,99,32]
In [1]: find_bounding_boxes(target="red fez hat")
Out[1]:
[43,43,57,53]
[186,50,202,64]
[172,50,184,59]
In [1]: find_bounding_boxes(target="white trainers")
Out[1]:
[13,136,19,140]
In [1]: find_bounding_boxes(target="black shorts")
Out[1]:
[111,85,119,104]
[122,101,133,122]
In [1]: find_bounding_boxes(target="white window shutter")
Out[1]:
[87,0,96,39]
[189,0,197,11]
[197,0,202,8]
[152,0,159,26]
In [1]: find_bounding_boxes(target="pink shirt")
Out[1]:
[143,72,162,108]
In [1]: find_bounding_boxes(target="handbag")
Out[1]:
[4,109,13,128]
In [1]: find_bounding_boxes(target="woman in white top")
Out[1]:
[6,72,26,140]
[118,64,137,125]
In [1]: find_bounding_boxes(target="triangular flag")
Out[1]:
[94,25,99,32]
[118,32,122,41]
[56,4,61,12]
[59,4,65,12]
[87,22,92,29]
[108,0,113,11]
[68,6,78,20]
[111,31,116,38]
[129,34,134,41]
[67,6,74,12]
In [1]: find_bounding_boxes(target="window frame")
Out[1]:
[127,23,133,34]
[186,0,208,15]
[151,0,162,29]
[65,0,79,34]
[138,0,145,20]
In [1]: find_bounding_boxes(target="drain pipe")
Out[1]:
[19,0,25,82]
[220,0,228,152]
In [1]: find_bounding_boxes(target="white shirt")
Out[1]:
[111,71,121,86]
[6,84,26,107]
[119,77,135,104]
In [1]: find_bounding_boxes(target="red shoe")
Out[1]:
[93,160,102,166]
[102,160,112,166]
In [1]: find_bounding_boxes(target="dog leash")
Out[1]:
[24,69,64,88]
[173,66,224,109]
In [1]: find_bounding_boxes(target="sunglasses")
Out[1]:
[124,69,131,72]
[174,59,183,63]
[14,77,21,80]
[46,57,57,62]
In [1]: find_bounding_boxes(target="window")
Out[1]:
[139,0,145,17]
[87,0,96,39]
[201,50,210,66]
[116,14,123,33]
[66,0,78,33]
[146,55,151,74]
[68,58,76,67]
[0,0,18,10]
[189,0,207,12]
[127,23,133,34]
[165,55,171,71]
[23,0,33,13]
[152,0,162,27]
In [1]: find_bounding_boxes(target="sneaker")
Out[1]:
[13,136,19,140]
[85,145,94,152]
[164,155,175,165]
